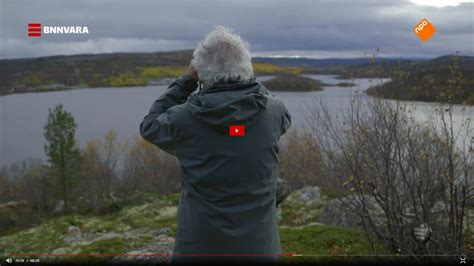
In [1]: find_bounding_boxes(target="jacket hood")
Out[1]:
[186,81,270,132]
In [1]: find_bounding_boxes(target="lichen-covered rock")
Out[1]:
[155,206,178,220]
[68,226,81,236]
[299,186,321,202]
[123,228,148,240]
[278,186,327,226]
[110,232,175,264]
[63,235,82,245]
[92,232,123,242]
[155,227,172,236]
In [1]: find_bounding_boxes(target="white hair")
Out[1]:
[192,26,254,88]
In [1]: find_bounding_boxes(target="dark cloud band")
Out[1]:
[1,0,472,59]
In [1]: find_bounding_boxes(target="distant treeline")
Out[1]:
[0,50,193,93]
[366,56,474,105]
[1,50,472,104]
[0,50,303,94]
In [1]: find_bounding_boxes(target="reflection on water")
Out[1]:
[0,75,472,166]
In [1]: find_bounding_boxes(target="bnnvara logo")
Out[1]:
[28,22,89,37]
[28,23,42,37]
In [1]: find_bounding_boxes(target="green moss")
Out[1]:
[0,217,71,255]
[280,224,374,255]
[140,66,184,80]
[61,237,126,264]
[279,224,380,263]
[162,193,181,205]
[126,234,154,250]
[59,215,86,227]
[0,190,183,261]
[279,194,326,226]
[80,237,125,254]
[82,216,124,233]
[44,237,126,264]
[121,209,177,230]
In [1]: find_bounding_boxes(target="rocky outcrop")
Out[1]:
[278,186,326,226]
[111,234,175,264]
[0,200,35,234]
[297,186,321,202]
[63,226,83,244]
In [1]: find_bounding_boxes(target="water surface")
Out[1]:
[0,75,471,166]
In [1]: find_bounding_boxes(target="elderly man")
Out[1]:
[139,26,291,263]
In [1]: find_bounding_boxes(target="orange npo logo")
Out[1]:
[413,18,436,42]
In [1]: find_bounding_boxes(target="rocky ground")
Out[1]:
[1,186,471,264]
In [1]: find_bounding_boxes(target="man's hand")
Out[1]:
[185,63,199,82]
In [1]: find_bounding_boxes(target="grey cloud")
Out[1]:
[0,0,472,59]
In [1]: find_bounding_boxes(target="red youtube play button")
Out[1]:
[229,125,245,137]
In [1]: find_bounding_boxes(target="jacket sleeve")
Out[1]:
[139,75,198,155]
[281,107,292,136]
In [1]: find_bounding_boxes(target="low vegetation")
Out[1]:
[252,62,303,75]
[300,93,473,256]
[0,187,380,264]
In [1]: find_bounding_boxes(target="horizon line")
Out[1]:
[1,49,471,61]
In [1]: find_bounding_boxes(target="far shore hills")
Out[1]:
[0,50,472,104]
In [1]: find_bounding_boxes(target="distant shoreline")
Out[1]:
[0,84,155,97]
[1,74,356,97]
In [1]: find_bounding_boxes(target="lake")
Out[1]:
[0,75,472,166]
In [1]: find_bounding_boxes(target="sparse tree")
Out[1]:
[43,104,81,213]
[80,129,122,211]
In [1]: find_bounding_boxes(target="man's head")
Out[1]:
[192,26,254,88]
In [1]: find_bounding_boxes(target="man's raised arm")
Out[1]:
[139,65,198,154]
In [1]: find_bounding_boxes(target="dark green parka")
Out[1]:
[139,75,291,263]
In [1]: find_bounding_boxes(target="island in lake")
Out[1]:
[262,74,323,92]
[332,81,356,87]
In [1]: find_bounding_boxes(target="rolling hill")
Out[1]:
[1,50,472,104]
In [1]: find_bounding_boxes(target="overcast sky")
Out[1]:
[0,0,472,59]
